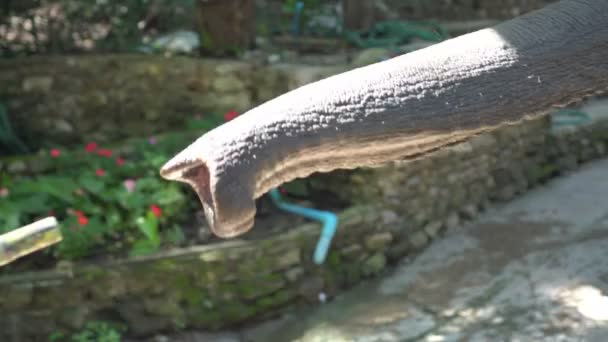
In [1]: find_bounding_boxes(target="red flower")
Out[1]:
[116,157,125,166]
[97,149,113,157]
[85,142,98,153]
[223,110,239,122]
[72,210,88,226]
[77,215,89,226]
[149,204,162,218]
[96,168,106,177]
[50,149,61,157]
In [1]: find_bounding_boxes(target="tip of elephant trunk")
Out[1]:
[159,148,257,239]
[159,146,203,181]
[160,155,219,229]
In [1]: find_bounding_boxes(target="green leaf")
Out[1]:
[185,117,220,132]
[120,192,146,210]
[13,193,50,214]
[152,185,184,206]
[165,225,186,246]
[104,209,123,229]
[36,176,78,203]
[136,213,160,245]
[79,175,105,194]
[47,331,66,342]
[0,204,21,233]
[130,239,160,257]
[283,180,310,196]
[76,200,104,216]
[56,228,96,260]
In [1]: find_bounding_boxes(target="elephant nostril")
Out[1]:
[159,159,194,181]
[170,162,218,232]
[180,163,214,210]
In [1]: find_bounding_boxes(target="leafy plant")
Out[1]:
[0,136,187,260]
[130,210,162,256]
[0,110,240,262]
[48,331,66,341]
[49,321,125,342]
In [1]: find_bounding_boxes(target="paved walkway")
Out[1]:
[231,157,608,342]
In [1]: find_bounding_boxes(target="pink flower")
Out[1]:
[116,157,125,166]
[96,168,105,177]
[50,149,61,157]
[149,204,162,218]
[0,187,9,198]
[85,142,98,153]
[123,179,136,193]
[97,149,113,157]
[223,110,239,122]
[148,136,157,145]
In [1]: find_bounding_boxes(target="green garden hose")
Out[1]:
[345,20,448,49]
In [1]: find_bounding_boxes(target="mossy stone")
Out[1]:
[237,273,286,300]
[361,253,387,277]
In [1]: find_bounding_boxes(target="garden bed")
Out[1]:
[0,121,350,273]
[1,104,607,340]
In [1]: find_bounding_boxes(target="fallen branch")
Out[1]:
[0,217,62,267]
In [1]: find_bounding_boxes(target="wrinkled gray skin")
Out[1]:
[161,0,608,238]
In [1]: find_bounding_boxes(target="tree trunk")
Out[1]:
[196,0,256,56]
[342,0,375,32]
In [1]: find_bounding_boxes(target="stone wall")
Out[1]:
[375,0,556,21]
[0,55,346,150]
[342,0,556,32]
[321,117,608,237]
[1,114,607,340]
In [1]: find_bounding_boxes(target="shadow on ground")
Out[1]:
[235,157,608,342]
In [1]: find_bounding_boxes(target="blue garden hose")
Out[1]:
[269,188,338,265]
[290,1,305,37]
[552,109,592,127]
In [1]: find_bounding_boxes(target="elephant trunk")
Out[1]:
[161,0,608,238]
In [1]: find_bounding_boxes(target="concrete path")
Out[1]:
[234,157,608,342]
